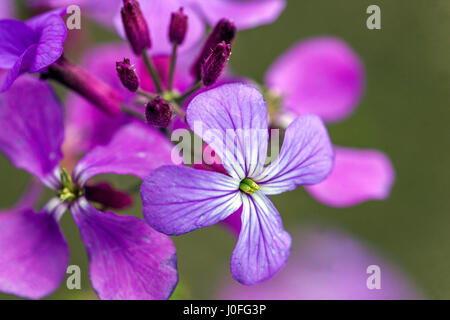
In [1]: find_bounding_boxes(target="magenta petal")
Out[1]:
[0,76,64,187]
[1,44,37,92]
[231,191,291,285]
[0,1,15,19]
[73,122,173,186]
[191,0,286,29]
[266,37,364,123]
[0,207,69,299]
[0,19,36,69]
[141,165,242,235]
[306,147,395,207]
[26,13,67,72]
[71,198,178,300]
[187,83,269,179]
[254,115,334,195]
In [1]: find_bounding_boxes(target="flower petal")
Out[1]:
[26,13,67,72]
[306,147,395,207]
[0,76,64,187]
[114,0,205,55]
[0,19,36,69]
[0,207,69,299]
[253,115,334,195]
[71,198,178,300]
[266,37,364,123]
[231,191,291,285]
[190,0,286,29]
[73,122,173,186]
[141,165,242,235]
[186,83,269,179]
[1,44,37,92]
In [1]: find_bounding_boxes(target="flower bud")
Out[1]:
[201,41,231,86]
[169,7,188,45]
[190,18,236,79]
[116,58,139,92]
[145,96,172,127]
[121,0,151,55]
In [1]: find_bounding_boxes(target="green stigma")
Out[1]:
[58,168,83,203]
[239,178,260,194]
[162,90,180,102]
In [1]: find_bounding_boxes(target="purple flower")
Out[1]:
[0,0,15,19]
[141,83,334,285]
[0,76,178,299]
[218,227,421,299]
[0,9,67,91]
[266,37,395,207]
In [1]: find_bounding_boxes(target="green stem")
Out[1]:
[136,88,157,100]
[142,51,163,94]
[168,43,178,92]
[175,81,202,104]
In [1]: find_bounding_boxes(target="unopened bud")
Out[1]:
[121,0,151,55]
[191,19,236,79]
[169,7,188,45]
[116,58,139,92]
[145,96,172,127]
[201,42,231,86]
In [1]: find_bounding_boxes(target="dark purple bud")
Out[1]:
[169,7,188,45]
[116,58,139,92]
[145,96,172,127]
[85,182,133,210]
[121,0,151,55]
[190,18,236,80]
[201,41,232,86]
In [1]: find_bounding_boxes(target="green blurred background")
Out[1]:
[0,0,449,299]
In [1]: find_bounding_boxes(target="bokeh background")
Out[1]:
[0,0,449,299]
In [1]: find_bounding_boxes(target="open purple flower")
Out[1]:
[141,83,334,285]
[0,9,67,91]
[266,37,395,207]
[0,76,178,299]
[218,227,421,299]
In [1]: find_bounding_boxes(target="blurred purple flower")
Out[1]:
[0,0,15,19]
[29,0,285,54]
[141,83,334,285]
[0,9,67,91]
[218,227,421,300]
[0,76,178,299]
[266,37,395,207]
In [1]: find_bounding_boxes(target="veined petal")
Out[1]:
[189,0,286,29]
[266,37,364,123]
[73,122,173,186]
[0,76,64,188]
[0,19,36,69]
[0,206,69,299]
[186,83,269,179]
[306,147,395,207]
[27,13,67,72]
[71,198,178,300]
[141,165,242,235]
[253,115,334,195]
[231,191,291,285]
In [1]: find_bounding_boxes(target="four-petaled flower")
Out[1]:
[0,76,178,299]
[141,83,334,285]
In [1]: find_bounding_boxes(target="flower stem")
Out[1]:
[136,88,157,100]
[168,43,178,92]
[121,104,145,121]
[175,81,202,104]
[142,51,163,94]
[43,56,122,116]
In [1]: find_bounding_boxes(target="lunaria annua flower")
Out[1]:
[0,76,178,299]
[141,83,334,285]
[218,227,422,299]
[265,37,395,207]
[0,9,67,91]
